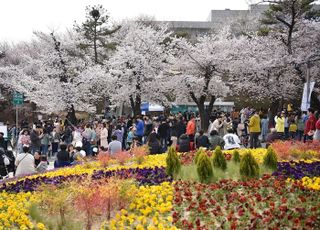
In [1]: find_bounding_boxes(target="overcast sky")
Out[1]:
[0,0,253,42]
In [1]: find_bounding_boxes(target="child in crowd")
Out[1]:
[289,118,297,139]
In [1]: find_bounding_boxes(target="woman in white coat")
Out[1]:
[100,123,109,149]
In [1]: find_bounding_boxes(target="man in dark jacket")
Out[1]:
[176,118,186,139]
[178,134,190,152]
[158,120,170,151]
[196,130,210,149]
[30,128,42,154]
[55,143,71,168]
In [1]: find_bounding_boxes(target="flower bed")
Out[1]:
[172,177,320,229]
[273,161,320,179]
[104,182,177,230]
[1,144,320,229]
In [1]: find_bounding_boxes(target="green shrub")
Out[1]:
[263,147,278,170]
[212,146,227,170]
[194,148,205,165]
[166,146,181,177]
[240,151,260,178]
[196,152,213,183]
[233,150,241,163]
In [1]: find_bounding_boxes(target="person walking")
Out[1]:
[248,110,261,148]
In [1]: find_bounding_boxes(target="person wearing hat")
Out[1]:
[248,110,261,148]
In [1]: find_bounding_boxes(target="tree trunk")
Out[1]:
[198,103,210,132]
[268,99,280,128]
[67,104,77,126]
[129,95,141,117]
[133,94,141,116]
[93,19,98,64]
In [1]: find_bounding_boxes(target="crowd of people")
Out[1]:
[0,105,320,179]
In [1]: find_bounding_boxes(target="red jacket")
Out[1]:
[186,119,196,135]
[316,119,320,130]
[304,114,316,135]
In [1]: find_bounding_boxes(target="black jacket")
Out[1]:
[178,135,190,152]
[158,123,170,138]
[148,140,162,154]
[30,131,41,147]
[0,138,6,151]
[176,121,186,138]
[196,135,210,148]
[57,150,70,162]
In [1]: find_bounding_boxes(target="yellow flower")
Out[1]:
[37,223,46,230]
[136,224,144,230]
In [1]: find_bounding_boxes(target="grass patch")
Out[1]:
[176,161,274,183]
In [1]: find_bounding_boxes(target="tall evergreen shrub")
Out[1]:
[233,150,241,163]
[196,152,213,183]
[240,151,260,178]
[263,147,278,170]
[212,146,227,170]
[166,146,181,177]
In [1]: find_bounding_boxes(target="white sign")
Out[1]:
[301,82,315,111]
[0,125,8,138]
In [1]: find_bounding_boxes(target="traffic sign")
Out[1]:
[13,92,24,105]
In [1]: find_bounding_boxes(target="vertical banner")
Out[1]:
[301,81,315,111]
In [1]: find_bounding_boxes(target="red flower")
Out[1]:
[298,195,306,202]
[195,218,201,226]
[239,196,246,203]
[281,197,287,204]
[279,205,288,212]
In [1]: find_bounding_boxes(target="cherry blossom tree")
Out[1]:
[107,21,173,116]
[0,31,109,115]
[169,30,236,130]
